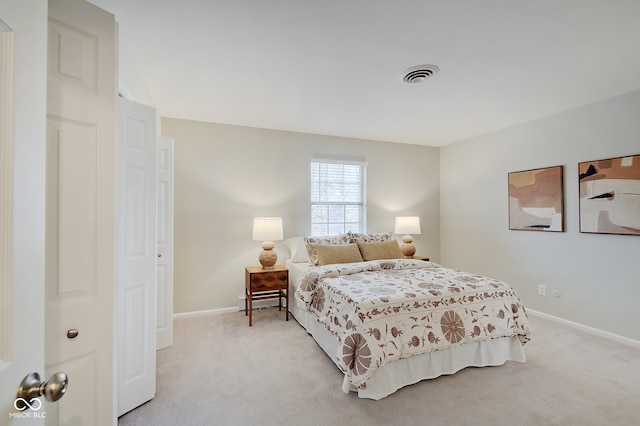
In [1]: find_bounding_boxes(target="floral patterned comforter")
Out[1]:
[295,259,531,390]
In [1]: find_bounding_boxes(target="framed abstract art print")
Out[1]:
[508,165,564,232]
[578,155,640,235]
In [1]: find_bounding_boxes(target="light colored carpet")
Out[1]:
[118,308,640,426]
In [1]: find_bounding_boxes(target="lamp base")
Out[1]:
[400,234,416,258]
[259,241,278,269]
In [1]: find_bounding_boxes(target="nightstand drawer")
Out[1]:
[250,271,288,291]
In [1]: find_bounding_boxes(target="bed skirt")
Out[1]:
[290,295,526,400]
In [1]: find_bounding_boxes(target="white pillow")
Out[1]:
[284,237,309,263]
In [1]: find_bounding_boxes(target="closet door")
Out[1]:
[45,1,117,423]
[156,136,174,350]
[116,98,157,416]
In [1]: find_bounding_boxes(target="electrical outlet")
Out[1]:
[538,284,547,296]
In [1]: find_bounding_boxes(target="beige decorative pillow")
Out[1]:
[304,234,352,265]
[315,243,363,266]
[349,232,393,243]
[357,240,403,261]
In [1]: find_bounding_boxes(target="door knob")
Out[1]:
[15,372,68,410]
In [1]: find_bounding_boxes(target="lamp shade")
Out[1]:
[252,217,283,241]
[394,216,421,235]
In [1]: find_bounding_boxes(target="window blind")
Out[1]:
[310,161,366,236]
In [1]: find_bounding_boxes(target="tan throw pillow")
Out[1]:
[315,243,363,266]
[357,240,403,261]
[304,234,351,265]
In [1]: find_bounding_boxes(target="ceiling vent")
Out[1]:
[403,65,439,83]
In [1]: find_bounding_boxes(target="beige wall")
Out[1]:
[441,89,640,341]
[161,118,440,313]
[162,90,640,341]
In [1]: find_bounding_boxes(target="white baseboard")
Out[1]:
[173,305,640,349]
[172,298,280,319]
[173,307,237,318]
[236,296,279,311]
[527,308,640,349]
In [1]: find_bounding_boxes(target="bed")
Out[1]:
[285,233,531,400]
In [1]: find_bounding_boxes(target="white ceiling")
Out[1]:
[89,0,640,147]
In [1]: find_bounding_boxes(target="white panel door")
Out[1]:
[0,7,47,424]
[45,0,117,424]
[117,98,157,416]
[156,136,174,350]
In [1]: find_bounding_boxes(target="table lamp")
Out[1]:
[394,216,421,258]
[252,217,284,269]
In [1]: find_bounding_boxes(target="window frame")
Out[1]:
[310,158,367,236]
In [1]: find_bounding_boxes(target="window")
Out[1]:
[311,160,366,236]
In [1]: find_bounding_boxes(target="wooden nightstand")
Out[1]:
[245,265,289,326]
[412,255,430,261]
